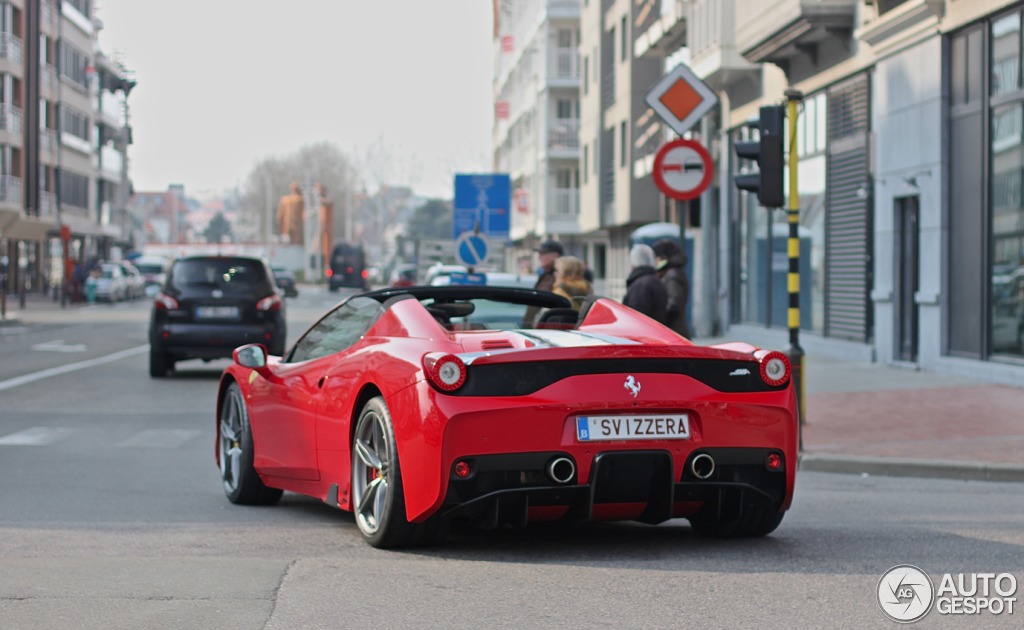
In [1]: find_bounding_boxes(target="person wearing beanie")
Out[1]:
[652,239,692,338]
[622,244,668,324]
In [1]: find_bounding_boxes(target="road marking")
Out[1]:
[31,339,88,353]
[0,344,149,392]
[0,427,76,446]
[116,429,201,448]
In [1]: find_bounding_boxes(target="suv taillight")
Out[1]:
[256,294,282,312]
[154,292,179,310]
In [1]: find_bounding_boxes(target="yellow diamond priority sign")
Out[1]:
[645,63,718,136]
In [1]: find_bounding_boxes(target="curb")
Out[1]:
[800,452,1024,483]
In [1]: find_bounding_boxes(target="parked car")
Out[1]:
[215,285,797,548]
[133,256,170,297]
[272,267,299,298]
[94,263,129,302]
[149,255,286,377]
[390,264,417,287]
[119,261,146,299]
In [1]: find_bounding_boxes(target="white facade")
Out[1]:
[492,0,582,245]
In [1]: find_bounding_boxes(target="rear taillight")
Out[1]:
[759,351,791,387]
[256,294,282,312]
[326,268,333,277]
[362,269,369,278]
[154,292,179,310]
[423,353,467,392]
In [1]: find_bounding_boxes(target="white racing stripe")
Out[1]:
[0,344,149,392]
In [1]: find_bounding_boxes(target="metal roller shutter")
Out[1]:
[826,74,872,342]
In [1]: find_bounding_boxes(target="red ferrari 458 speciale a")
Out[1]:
[215,286,798,548]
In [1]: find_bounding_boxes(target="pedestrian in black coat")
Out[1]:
[622,244,668,324]
[653,239,692,338]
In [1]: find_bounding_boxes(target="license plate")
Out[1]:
[576,414,690,442]
[195,306,239,319]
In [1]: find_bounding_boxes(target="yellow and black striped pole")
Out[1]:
[784,88,806,439]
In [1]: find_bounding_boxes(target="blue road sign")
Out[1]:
[456,232,489,267]
[453,174,510,240]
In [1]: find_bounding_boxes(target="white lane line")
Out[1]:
[0,344,149,392]
[0,427,76,446]
[116,429,201,448]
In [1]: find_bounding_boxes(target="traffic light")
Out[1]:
[734,105,785,208]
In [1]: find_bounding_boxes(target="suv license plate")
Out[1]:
[195,306,240,319]
[576,414,690,442]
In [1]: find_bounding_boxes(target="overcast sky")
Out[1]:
[96,1,494,199]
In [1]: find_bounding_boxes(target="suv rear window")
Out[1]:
[170,258,270,291]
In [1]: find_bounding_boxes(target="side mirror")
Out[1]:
[233,344,268,370]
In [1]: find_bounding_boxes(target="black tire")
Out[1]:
[351,397,427,548]
[688,494,785,538]
[219,382,283,505]
[149,349,169,378]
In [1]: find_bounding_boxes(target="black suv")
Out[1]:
[148,255,287,377]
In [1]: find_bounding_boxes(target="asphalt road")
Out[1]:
[1,289,1022,629]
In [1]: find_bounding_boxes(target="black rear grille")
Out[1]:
[455,358,783,396]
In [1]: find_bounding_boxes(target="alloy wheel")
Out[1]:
[352,409,390,535]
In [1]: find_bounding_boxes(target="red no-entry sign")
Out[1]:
[652,139,713,201]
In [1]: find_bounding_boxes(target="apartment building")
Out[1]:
[493,0,591,271]
[627,0,1023,385]
[578,0,663,295]
[0,0,134,300]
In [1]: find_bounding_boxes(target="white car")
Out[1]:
[94,263,129,302]
[133,256,170,297]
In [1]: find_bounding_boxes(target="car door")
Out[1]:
[252,297,384,481]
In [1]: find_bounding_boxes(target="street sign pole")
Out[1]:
[785,89,806,442]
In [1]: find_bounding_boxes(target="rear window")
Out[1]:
[135,263,165,274]
[170,258,269,290]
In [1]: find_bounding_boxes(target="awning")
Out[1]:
[0,210,56,242]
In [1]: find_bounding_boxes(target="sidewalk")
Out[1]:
[6,292,1024,482]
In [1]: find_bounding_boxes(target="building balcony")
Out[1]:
[39,191,56,214]
[550,188,580,218]
[548,120,580,152]
[635,0,687,59]
[41,129,58,155]
[548,0,581,19]
[685,0,760,91]
[98,92,122,126]
[0,33,23,67]
[857,0,944,53]
[0,175,23,206]
[41,64,59,94]
[736,0,857,67]
[100,145,124,180]
[549,47,580,83]
[0,105,22,136]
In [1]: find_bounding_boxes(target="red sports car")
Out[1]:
[215,286,798,548]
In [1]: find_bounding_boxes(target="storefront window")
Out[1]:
[991,100,1024,356]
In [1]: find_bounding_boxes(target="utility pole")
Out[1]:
[785,89,806,435]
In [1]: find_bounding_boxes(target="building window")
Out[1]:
[990,11,1024,359]
[583,144,589,184]
[609,25,615,64]
[584,56,589,95]
[59,41,89,90]
[61,105,90,141]
[66,0,90,16]
[620,15,627,62]
[59,169,89,210]
[620,121,627,167]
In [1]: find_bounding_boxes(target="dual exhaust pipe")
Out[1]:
[546,453,715,484]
